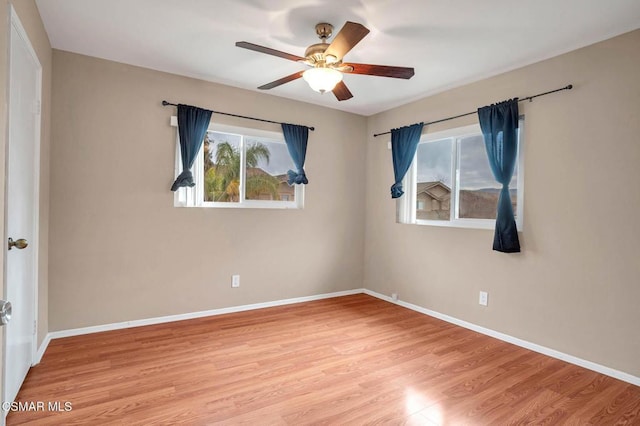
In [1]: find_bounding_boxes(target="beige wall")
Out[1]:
[48,27,640,378]
[49,50,367,331]
[364,30,640,376]
[0,0,52,407]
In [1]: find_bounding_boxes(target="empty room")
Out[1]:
[1,0,639,424]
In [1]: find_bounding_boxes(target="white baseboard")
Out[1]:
[34,333,52,365]
[47,288,364,340]
[363,289,640,387]
[38,287,639,387]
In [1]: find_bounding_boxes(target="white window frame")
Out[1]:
[172,117,304,209]
[398,119,524,230]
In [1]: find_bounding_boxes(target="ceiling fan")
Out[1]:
[236,21,415,101]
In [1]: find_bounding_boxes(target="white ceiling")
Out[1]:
[35,0,640,116]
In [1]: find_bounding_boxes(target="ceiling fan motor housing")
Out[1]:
[305,23,338,66]
[304,43,337,65]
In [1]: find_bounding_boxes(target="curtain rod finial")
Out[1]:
[567,84,573,90]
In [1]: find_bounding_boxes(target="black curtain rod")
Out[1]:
[373,84,573,137]
[162,101,315,131]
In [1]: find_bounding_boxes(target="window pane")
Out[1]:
[415,138,453,221]
[244,137,295,201]
[458,134,518,219]
[203,131,241,203]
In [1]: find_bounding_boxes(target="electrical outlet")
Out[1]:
[479,291,488,306]
[391,293,398,301]
[232,275,240,288]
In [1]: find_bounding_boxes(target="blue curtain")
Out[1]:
[171,104,213,191]
[282,123,309,185]
[390,123,424,198]
[477,99,520,253]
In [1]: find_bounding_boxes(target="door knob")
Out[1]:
[8,237,28,250]
[0,300,11,325]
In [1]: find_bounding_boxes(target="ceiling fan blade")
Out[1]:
[332,81,353,101]
[258,71,304,90]
[324,21,370,60]
[236,41,305,62]
[342,63,415,79]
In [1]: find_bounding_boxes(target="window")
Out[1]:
[398,120,524,229]
[174,122,303,208]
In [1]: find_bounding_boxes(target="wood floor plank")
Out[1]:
[6,294,639,425]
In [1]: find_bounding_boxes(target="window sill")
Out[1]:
[404,218,523,230]
[175,202,301,210]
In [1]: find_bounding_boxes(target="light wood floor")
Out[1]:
[7,294,640,425]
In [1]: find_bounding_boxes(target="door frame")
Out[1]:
[2,3,42,396]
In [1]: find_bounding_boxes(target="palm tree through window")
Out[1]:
[203,131,295,203]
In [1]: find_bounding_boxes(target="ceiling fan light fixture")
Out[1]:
[302,67,342,94]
